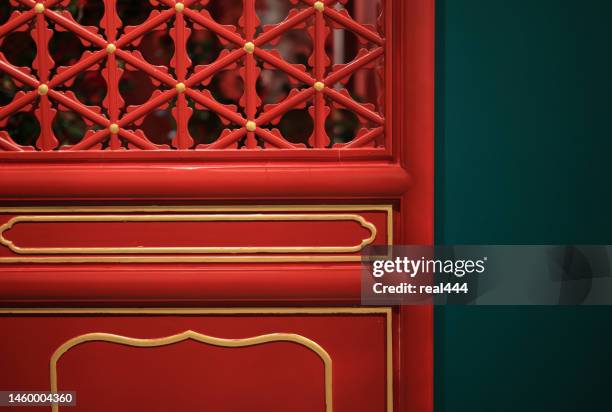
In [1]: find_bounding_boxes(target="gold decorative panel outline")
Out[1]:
[0,214,376,254]
[50,330,332,412]
[0,307,392,412]
[0,205,393,263]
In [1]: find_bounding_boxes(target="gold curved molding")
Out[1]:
[0,205,392,263]
[50,330,333,412]
[0,213,376,255]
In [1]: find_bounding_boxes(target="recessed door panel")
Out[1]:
[0,309,391,412]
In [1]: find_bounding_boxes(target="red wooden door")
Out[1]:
[0,1,433,411]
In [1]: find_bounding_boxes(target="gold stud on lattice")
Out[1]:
[175,82,186,93]
[314,1,324,12]
[175,2,185,13]
[109,123,120,134]
[34,3,45,13]
[106,43,116,54]
[314,81,325,92]
[243,42,255,53]
[37,84,48,96]
[245,120,257,132]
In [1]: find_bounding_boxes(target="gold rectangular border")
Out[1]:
[0,205,393,263]
[0,307,393,412]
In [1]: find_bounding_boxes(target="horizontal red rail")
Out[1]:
[0,163,411,200]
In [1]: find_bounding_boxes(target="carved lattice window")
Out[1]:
[0,0,387,152]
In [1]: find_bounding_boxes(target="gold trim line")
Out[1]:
[0,214,376,255]
[0,205,393,263]
[50,330,332,412]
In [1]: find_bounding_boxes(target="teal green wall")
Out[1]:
[435,0,612,411]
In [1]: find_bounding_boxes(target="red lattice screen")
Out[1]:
[0,0,388,152]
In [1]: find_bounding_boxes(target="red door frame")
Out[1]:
[395,1,434,411]
[0,1,434,411]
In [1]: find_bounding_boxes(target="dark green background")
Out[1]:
[435,0,612,411]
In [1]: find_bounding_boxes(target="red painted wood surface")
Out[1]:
[0,1,434,411]
[0,210,388,254]
[0,164,411,200]
[0,264,364,304]
[0,312,388,412]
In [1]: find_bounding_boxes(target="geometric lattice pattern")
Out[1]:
[0,0,385,151]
